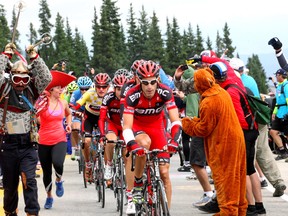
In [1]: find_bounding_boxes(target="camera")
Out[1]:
[268,77,272,80]
[180,64,188,71]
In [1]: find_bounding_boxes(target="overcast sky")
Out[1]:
[1,0,288,75]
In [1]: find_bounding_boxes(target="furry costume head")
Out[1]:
[193,68,216,95]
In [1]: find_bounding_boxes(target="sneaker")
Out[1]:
[71,154,76,161]
[273,182,287,197]
[104,165,113,180]
[261,179,268,188]
[275,152,288,160]
[44,197,53,209]
[126,201,136,214]
[193,194,212,207]
[132,186,144,204]
[198,199,220,213]
[55,181,64,197]
[177,164,191,172]
[186,173,197,180]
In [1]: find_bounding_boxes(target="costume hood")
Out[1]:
[194,68,216,95]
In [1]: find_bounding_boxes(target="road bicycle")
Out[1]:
[105,138,126,216]
[131,149,170,216]
[92,131,106,208]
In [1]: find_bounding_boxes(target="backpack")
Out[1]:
[225,84,271,125]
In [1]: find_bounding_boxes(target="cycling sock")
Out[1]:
[107,160,113,166]
[134,176,143,187]
[126,189,133,202]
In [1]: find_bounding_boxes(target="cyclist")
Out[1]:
[71,73,111,182]
[119,60,144,214]
[69,76,92,160]
[98,73,129,183]
[62,81,79,103]
[122,60,181,209]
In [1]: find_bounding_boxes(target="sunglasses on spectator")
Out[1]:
[80,87,90,91]
[11,74,31,85]
[140,79,157,86]
[96,85,108,89]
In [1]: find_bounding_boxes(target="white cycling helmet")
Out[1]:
[229,57,245,72]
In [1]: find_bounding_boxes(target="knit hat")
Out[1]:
[182,66,195,80]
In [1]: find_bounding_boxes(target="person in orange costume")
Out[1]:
[182,67,247,216]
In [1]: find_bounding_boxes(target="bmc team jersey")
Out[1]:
[98,91,122,136]
[123,83,177,124]
[76,88,103,115]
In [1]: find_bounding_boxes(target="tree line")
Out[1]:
[0,0,269,93]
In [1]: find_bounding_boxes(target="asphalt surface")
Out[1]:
[1,152,288,216]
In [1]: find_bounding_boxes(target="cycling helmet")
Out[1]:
[112,74,129,87]
[94,73,111,85]
[136,60,160,79]
[229,57,245,72]
[67,81,79,92]
[209,62,227,80]
[114,68,129,76]
[77,76,92,88]
[131,59,145,73]
[200,50,217,58]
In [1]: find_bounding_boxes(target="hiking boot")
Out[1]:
[104,164,113,180]
[261,179,268,188]
[198,199,220,213]
[55,181,64,197]
[275,152,288,160]
[44,197,53,209]
[193,194,212,207]
[132,186,144,204]
[126,200,136,214]
[273,182,287,197]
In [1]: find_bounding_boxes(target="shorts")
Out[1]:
[243,129,259,175]
[133,120,170,161]
[271,116,288,135]
[106,119,123,140]
[189,136,206,167]
[82,110,100,135]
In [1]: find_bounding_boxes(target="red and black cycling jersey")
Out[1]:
[120,80,137,119]
[98,91,121,136]
[123,83,177,124]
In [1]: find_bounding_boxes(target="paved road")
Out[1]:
[1,153,288,216]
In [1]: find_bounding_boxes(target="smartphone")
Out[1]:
[180,64,188,71]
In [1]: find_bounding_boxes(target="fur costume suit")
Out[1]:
[182,68,247,216]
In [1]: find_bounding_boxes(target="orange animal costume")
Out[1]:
[182,68,247,216]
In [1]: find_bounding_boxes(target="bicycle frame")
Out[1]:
[131,149,170,216]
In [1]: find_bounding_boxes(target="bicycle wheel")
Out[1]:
[82,150,87,188]
[116,158,124,215]
[94,158,101,202]
[96,152,105,208]
[155,180,169,216]
[78,147,84,174]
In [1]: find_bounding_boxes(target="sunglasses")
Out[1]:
[80,87,90,91]
[96,85,108,89]
[140,79,157,86]
[11,74,31,85]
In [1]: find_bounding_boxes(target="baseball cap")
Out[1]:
[275,68,287,76]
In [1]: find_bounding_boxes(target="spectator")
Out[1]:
[182,66,247,215]
[0,43,52,216]
[35,71,75,209]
